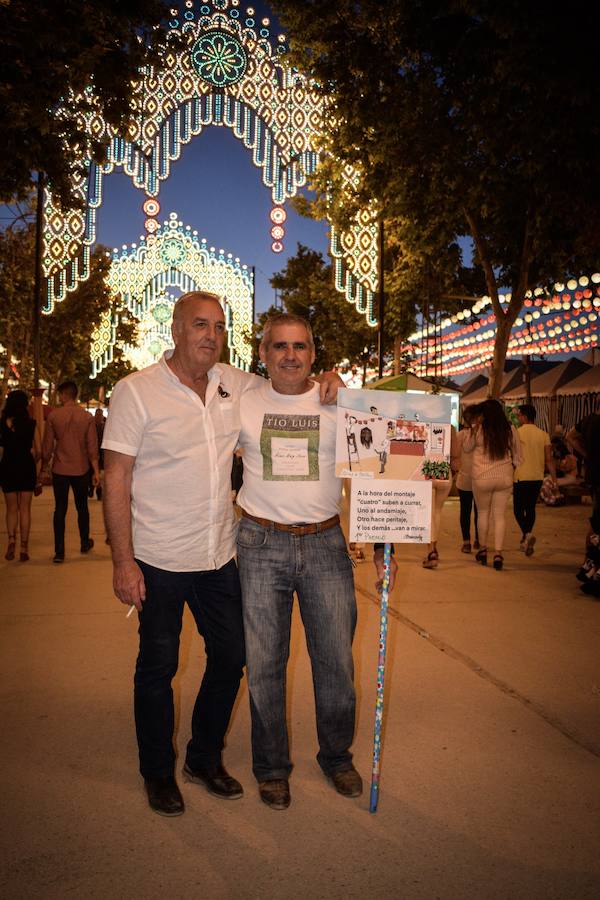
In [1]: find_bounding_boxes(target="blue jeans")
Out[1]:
[134,558,245,779]
[237,519,357,782]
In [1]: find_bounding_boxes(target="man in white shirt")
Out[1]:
[236,314,396,811]
[103,293,341,818]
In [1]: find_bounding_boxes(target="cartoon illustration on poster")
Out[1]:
[335,388,452,481]
[335,389,453,544]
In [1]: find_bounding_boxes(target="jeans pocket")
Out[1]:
[237,522,269,549]
[322,525,349,555]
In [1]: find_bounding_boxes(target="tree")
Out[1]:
[0,220,35,403]
[257,244,374,374]
[0,1,178,208]
[273,0,600,395]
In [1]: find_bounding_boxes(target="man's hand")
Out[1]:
[313,371,345,405]
[373,548,398,593]
[113,559,146,611]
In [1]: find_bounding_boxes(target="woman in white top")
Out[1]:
[462,399,522,570]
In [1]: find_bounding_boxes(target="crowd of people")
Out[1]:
[1,297,598,819]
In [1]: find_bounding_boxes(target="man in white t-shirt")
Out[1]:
[102,293,342,819]
[236,314,396,811]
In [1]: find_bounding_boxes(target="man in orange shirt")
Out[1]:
[42,381,100,563]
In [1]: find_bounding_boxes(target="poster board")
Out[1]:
[335,388,453,543]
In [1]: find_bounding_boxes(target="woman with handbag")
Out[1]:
[0,390,41,562]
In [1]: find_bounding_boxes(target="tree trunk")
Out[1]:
[487,315,512,398]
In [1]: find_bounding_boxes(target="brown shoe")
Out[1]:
[330,766,363,798]
[258,779,290,810]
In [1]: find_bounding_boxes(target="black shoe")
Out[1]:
[53,553,64,564]
[258,779,290,810]
[329,765,363,798]
[144,776,184,817]
[182,763,243,799]
[96,486,103,501]
[80,538,94,553]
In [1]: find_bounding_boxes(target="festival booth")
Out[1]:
[502,358,591,433]
[556,365,600,431]
[460,361,557,410]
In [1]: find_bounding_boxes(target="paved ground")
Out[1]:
[1,492,599,899]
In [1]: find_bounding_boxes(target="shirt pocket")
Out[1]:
[218,400,241,438]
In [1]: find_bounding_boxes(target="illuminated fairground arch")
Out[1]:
[90,213,253,376]
[43,1,379,328]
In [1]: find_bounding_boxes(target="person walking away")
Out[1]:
[513,404,555,555]
[235,314,397,810]
[567,399,600,569]
[456,405,480,553]
[41,381,99,563]
[463,399,522,570]
[0,390,41,562]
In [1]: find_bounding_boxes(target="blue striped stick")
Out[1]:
[369,541,391,813]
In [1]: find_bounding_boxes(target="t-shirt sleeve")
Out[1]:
[102,380,146,458]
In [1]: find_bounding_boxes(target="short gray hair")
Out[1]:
[172,291,222,332]
[261,314,314,350]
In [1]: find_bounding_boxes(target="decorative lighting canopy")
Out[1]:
[405,274,600,376]
[43,0,379,325]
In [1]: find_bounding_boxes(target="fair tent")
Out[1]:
[555,364,600,396]
[503,358,590,400]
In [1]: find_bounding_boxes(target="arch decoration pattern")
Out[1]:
[90,212,253,376]
[43,0,379,327]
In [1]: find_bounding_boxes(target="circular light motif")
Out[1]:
[143,198,160,217]
[270,206,287,225]
[148,339,164,357]
[271,241,284,254]
[160,237,188,266]
[145,218,159,234]
[191,31,248,88]
[152,302,172,324]
[271,224,285,240]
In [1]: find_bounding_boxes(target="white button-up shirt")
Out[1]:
[103,352,258,572]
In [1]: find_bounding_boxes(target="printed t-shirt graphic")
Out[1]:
[260,413,320,481]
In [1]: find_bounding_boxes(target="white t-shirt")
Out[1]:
[102,352,258,571]
[236,381,341,524]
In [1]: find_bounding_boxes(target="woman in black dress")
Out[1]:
[0,390,40,561]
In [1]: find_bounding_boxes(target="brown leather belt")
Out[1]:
[240,509,340,536]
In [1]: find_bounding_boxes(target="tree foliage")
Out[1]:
[0,0,178,208]
[273,0,600,395]
[0,219,35,402]
[256,243,374,373]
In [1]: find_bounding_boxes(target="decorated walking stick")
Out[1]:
[369,541,391,813]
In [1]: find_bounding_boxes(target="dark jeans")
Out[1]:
[513,480,543,537]
[237,520,357,782]
[458,489,479,542]
[134,558,245,779]
[52,473,90,555]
